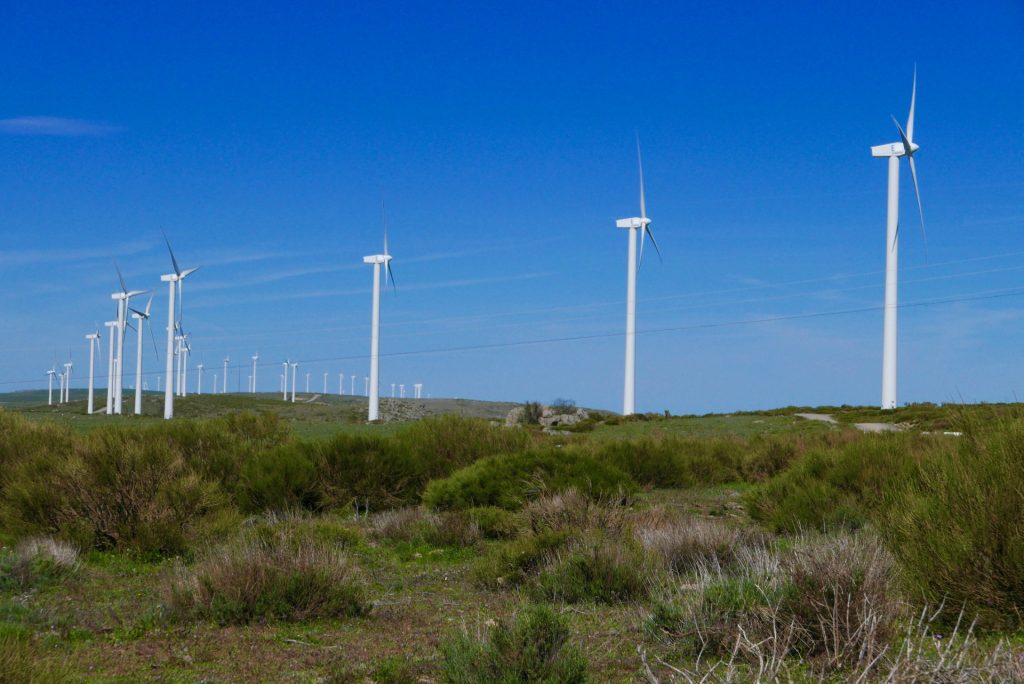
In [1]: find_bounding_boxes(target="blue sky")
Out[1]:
[1,1,1023,413]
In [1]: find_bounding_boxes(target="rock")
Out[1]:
[539,406,589,428]
[505,406,526,426]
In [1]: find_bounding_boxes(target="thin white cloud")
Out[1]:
[0,240,153,267]
[0,116,121,137]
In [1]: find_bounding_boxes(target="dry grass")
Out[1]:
[636,517,759,575]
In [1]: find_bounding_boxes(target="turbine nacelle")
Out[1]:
[870,141,918,158]
[363,254,393,265]
[616,217,651,230]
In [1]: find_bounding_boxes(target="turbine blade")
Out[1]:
[150,322,160,362]
[180,266,200,278]
[644,226,663,263]
[636,133,646,221]
[387,261,397,292]
[126,321,136,333]
[891,115,913,157]
[144,295,153,317]
[128,307,144,317]
[163,231,181,275]
[638,223,646,271]
[115,261,127,293]
[907,65,916,143]
[382,200,389,257]
[907,154,927,258]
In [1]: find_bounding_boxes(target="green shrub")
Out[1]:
[0,426,227,556]
[466,506,522,540]
[595,437,743,488]
[533,535,651,603]
[744,435,918,532]
[168,530,367,624]
[439,604,588,683]
[237,444,320,512]
[473,530,571,589]
[311,433,423,510]
[422,447,635,511]
[0,538,79,593]
[878,419,1024,629]
[396,414,530,478]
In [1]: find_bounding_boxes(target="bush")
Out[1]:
[466,507,522,540]
[473,530,571,589]
[533,535,651,603]
[168,529,367,624]
[422,448,635,511]
[0,426,227,556]
[439,604,588,683]
[635,517,756,574]
[0,538,79,592]
[744,435,919,532]
[237,444,320,513]
[366,507,481,548]
[396,414,531,478]
[878,419,1024,629]
[594,437,744,489]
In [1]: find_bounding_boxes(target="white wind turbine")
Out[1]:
[112,264,149,415]
[305,372,310,393]
[129,296,157,415]
[251,353,259,394]
[290,362,298,402]
[197,361,204,395]
[871,67,925,410]
[223,356,229,394]
[362,203,396,421]
[160,234,199,420]
[62,358,73,404]
[322,372,327,394]
[615,136,662,415]
[282,361,289,400]
[85,330,100,414]
[46,367,56,406]
[104,320,117,413]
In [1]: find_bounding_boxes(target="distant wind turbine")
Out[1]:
[362,202,396,420]
[85,330,100,414]
[160,234,199,419]
[129,296,157,415]
[871,67,925,410]
[251,353,259,394]
[223,356,229,394]
[290,362,298,402]
[282,361,289,400]
[46,367,56,406]
[104,321,117,413]
[197,362,204,395]
[615,136,662,415]
[112,264,149,414]
[62,359,73,404]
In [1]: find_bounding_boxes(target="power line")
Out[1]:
[5,284,1024,388]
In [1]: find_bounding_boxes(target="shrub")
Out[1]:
[310,433,423,510]
[635,517,755,574]
[878,419,1024,629]
[439,604,588,683]
[521,402,544,425]
[396,414,530,478]
[533,535,651,603]
[473,530,571,589]
[237,444,320,512]
[0,538,79,592]
[366,507,481,548]
[1,426,227,556]
[744,435,919,532]
[422,448,635,511]
[466,507,522,540]
[168,531,367,624]
[594,437,743,489]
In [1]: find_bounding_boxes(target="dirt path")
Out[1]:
[795,413,903,433]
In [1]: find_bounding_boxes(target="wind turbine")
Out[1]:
[362,202,396,421]
[160,234,199,420]
[62,358,73,404]
[615,136,662,415]
[46,367,56,406]
[197,362,204,395]
[282,361,289,400]
[85,330,100,414]
[391,382,396,398]
[414,383,423,399]
[290,362,298,402]
[181,334,191,397]
[129,296,157,415]
[223,356,229,393]
[305,372,310,393]
[104,321,117,413]
[339,372,344,395]
[871,67,925,410]
[322,372,328,395]
[251,354,259,394]
[112,264,149,414]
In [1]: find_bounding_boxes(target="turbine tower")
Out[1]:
[362,202,396,421]
[282,361,289,400]
[251,354,259,393]
[111,264,148,414]
[46,368,56,406]
[223,356,229,394]
[615,136,662,416]
[197,362,204,395]
[85,330,100,414]
[160,235,199,419]
[290,362,298,402]
[871,68,925,410]
[129,296,156,415]
[62,359,73,403]
[104,321,117,413]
